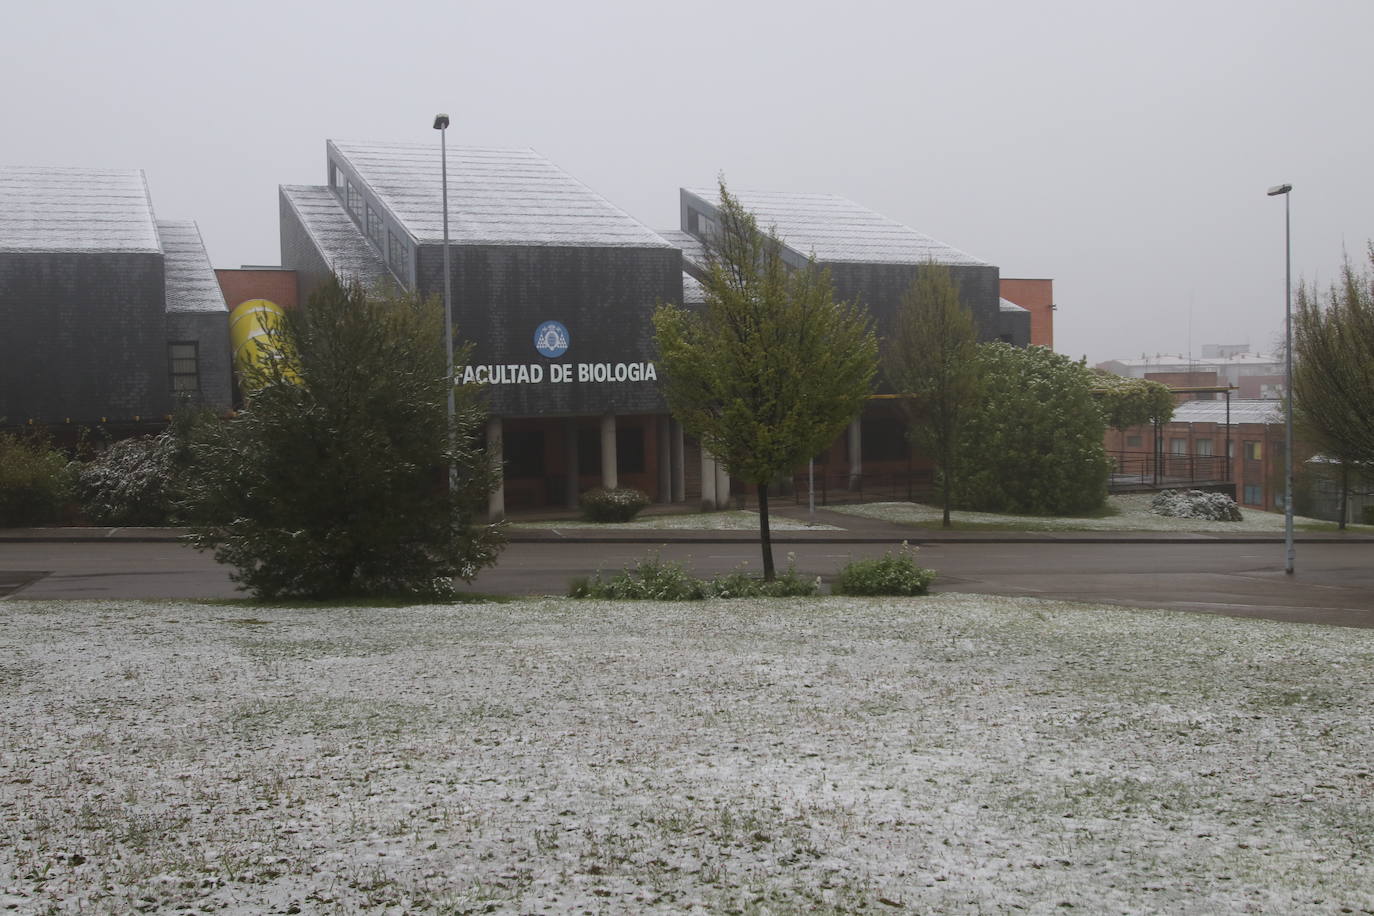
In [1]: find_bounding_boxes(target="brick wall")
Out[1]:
[216,268,298,310]
[999,278,1054,348]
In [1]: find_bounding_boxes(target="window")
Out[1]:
[330,162,345,191]
[1227,440,1235,459]
[366,202,384,249]
[616,427,645,474]
[1125,434,1143,448]
[1244,440,1262,461]
[1196,438,1213,456]
[577,428,600,475]
[345,180,361,219]
[168,341,199,396]
[1243,484,1263,505]
[388,229,411,276]
[1170,438,1187,455]
[503,430,545,478]
[862,418,909,462]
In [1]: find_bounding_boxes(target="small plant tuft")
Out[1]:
[578,487,651,523]
[570,552,820,600]
[834,543,936,596]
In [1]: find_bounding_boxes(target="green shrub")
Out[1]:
[579,487,651,522]
[570,553,820,600]
[570,554,704,600]
[0,433,75,527]
[1364,505,1374,526]
[834,544,936,596]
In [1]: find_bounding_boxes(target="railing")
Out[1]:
[784,470,936,507]
[1108,451,1231,491]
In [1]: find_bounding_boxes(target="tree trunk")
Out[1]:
[941,466,953,528]
[758,482,776,581]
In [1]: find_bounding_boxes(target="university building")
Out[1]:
[274,140,1050,514]
[0,168,232,435]
[3,143,1055,515]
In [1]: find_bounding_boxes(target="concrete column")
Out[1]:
[700,450,717,511]
[670,419,686,503]
[656,415,672,503]
[487,416,505,521]
[848,418,863,490]
[564,418,579,508]
[715,459,731,510]
[600,413,618,490]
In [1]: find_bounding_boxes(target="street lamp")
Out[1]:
[434,113,455,486]
[1267,182,1294,575]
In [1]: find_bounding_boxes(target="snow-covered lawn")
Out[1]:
[511,509,839,531]
[3,597,1372,914]
[832,492,1366,533]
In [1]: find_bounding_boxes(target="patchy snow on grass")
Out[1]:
[512,509,839,531]
[832,493,1361,533]
[3,596,1373,914]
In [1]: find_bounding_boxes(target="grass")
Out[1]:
[830,492,1374,533]
[2,596,1372,913]
[509,508,840,531]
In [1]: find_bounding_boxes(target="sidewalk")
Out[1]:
[3,503,1371,545]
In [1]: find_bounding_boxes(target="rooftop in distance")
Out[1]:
[330,140,671,249]
[0,167,161,253]
[681,187,987,266]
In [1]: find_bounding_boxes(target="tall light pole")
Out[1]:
[434,114,455,486]
[1267,182,1294,575]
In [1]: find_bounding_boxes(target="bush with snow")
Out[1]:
[1150,488,1243,522]
[578,487,651,522]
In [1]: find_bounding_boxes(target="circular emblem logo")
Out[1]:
[533,320,570,358]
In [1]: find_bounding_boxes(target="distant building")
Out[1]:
[1096,349,1285,399]
[998,278,1054,348]
[0,167,231,434]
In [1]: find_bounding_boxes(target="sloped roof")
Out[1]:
[1172,398,1282,425]
[159,221,226,314]
[657,228,708,273]
[999,298,1029,313]
[681,187,987,266]
[0,167,160,253]
[682,273,705,305]
[280,185,392,289]
[329,140,670,249]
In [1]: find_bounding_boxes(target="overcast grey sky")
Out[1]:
[4,0,1371,365]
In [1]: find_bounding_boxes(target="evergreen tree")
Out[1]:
[957,343,1111,515]
[183,278,503,600]
[883,261,980,527]
[653,183,877,579]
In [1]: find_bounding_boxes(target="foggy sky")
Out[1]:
[4,0,1370,365]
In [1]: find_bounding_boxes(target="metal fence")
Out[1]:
[1108,451,1231,491]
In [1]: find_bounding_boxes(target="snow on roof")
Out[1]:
[280,185,392,289]
[158,221,226,314]
[681,187,987,266]
[682,273,705,305]
[999,298,1029,312]
[1104,352,1281,369]
[329,140,670,249]
[1172,398,1281,425]
[0,167,161,253]
[657,229,708,273]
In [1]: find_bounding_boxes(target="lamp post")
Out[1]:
[434,114,455,486]
[1267,182,1294,575]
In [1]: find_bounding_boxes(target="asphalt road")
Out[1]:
[2,539,1370,628]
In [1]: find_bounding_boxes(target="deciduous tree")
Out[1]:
[653,182,877,579]
[883,261,980,527]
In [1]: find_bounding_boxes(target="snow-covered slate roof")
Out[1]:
[1172,398,1281,425]
[0,167,161,253]
[658,229,709,273]
[682,273,705,305]
[158,221,226,314]
[329,141,670,249]
[280,185,392,289]
[682,187,987,266]
[1000,298,1029,312]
